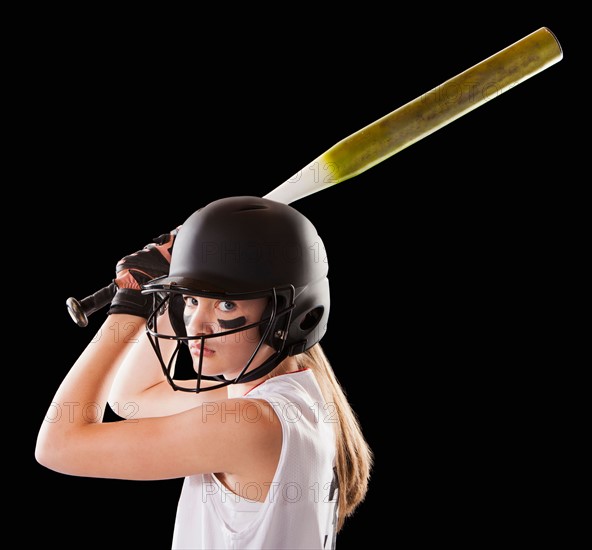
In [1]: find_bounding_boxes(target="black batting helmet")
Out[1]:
[143,196,330,392]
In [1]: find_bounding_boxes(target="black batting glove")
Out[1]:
[107,226,180,318]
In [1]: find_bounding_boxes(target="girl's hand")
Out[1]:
[107,226,181,318]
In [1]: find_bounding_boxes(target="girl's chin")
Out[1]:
[191,361,233,379]
[191,355,271,379]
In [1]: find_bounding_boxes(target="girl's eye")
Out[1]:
[184,296,198,307]
[219,301,236,313]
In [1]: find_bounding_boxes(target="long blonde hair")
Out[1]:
[293,343,373,532]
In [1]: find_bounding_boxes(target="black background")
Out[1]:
[20,10,576,549]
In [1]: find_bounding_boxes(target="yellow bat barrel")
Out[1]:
[265,27,563,205]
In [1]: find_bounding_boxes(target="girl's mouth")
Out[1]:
[189,343,215,358]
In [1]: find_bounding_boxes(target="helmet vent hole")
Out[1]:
[300,307,323,331]
[237,204,267,212]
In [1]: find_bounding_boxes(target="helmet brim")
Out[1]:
[142,275,283,301]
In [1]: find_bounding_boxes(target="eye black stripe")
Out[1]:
[218,316,247,329]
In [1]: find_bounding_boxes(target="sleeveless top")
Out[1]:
[171,368,339,549]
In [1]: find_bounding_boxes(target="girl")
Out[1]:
[36,196,373,549]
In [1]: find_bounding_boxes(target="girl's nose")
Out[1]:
[184,305,217,336]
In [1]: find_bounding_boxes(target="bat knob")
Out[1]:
[65,282,118,327]
[66,296,89,327]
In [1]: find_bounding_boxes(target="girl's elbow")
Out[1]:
[35,435,55,471]
[35,428,67,474]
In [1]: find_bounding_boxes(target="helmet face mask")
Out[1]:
[145,285,296,392]
[142,196,330,394]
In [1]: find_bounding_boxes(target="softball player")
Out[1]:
[36,196,373,549]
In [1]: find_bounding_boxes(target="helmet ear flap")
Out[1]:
[287,306,326,356]
[286,277,330,355]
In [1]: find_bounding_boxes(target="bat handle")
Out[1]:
[66,283,117,327]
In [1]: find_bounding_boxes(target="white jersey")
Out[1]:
[171,368,339,549]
